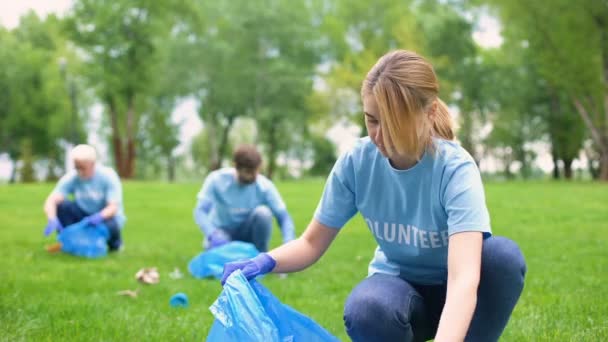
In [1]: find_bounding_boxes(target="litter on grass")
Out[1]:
[135,267,160,284]
[116,289,139,298]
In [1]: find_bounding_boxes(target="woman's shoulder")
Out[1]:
[433,138,476,165]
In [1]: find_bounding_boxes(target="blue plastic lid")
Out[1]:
[170,292,189,308]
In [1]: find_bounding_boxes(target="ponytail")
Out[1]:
[432,98,454,140]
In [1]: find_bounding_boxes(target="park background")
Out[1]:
[0,0,607,341]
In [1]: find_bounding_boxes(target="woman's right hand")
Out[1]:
[221,253,277,285]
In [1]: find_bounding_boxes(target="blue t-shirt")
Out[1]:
[53,165,126,228]
[197,168,290,233]
[314,137,491,285]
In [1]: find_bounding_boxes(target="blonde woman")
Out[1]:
[222,50,526,342]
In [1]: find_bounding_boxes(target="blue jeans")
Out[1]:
[56,201,123,251]
[224,206,273,252]
[344,236,527,342]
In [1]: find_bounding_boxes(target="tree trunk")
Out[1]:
[549,90,561,180]
[459,110,479,165]
[167,154,175,182]
[206,116,220,171]
[572,98,608,181]
[552,153,560,180]
[215,116,235,171]
[9,159,17,183]
[601,151,608,180]
[266,122,277,180]
[46,158,58,182]
[562,158,573,179]
[124,97,137,178]
[107,95,138,179]
[125,138,136,178]
[108,97,125,176]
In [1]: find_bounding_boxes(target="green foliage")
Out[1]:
[0,14,73,173]
[316,0,422,130]
[481,49,546,178]
[486,0,608,179]
[3,0,605,182]
[1,182,607,340]
[178,0,320,176]
[307,134,337,176]
[64,0,193,177]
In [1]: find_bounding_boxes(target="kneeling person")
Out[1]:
[43,144,126,251]
[193,145,295,252]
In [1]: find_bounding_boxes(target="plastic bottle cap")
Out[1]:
[170,292,189,308]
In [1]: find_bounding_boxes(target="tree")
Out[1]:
[0,14,74,182]
[65,0,191,178]
[317,0,422,133]
[416,1,482,161]
[19,139,36,182]
[307,134,337,176]
[181,0,320,177]
[134,33,195,182]
[487,0,608,180]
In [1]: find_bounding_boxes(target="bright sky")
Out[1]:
[0,1,72,29]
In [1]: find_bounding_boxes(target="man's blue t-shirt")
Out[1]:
[314,137,491,285]
[196,168,290,234]
[53,165,126,228]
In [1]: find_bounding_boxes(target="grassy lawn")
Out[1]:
[0,180,607,341]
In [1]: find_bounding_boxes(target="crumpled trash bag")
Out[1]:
[58,221,109,258]
[188,241,259,279]
[206,270,340,342]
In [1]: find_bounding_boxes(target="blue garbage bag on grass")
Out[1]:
[207,270,340,342]
[58,221,109,258]
[188,241,259,279]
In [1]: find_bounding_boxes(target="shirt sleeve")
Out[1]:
[264,183,295,242]
[442,161,491,237]
[53,171,77,197]
[313,152,357,229]
[196,172,217,202]
[194,173,218,236]
[264,182,287,214]
[105,169,123,204]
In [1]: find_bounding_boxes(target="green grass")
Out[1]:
[0,180,607,341]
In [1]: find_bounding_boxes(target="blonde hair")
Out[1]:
[71,144,97,162]
[361,50,454,158]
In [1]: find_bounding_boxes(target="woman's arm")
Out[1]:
[434,231,483,342]
[268,218,339,273]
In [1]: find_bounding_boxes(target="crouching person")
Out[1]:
[193,145,295,252]
[43,144,126,251]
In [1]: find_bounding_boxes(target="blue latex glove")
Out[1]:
[82,212,104,226]
[221,253,277,285]
[43,218,64,236]
[207,229,230,249]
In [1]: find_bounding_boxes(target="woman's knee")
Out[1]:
[482,236,527,284]
[344,276,422,340]
[344,288,386,327]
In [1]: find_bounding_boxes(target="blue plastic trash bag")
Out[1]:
[58,221,109,258]
[206,270,340,342]
[188,241,259,279]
